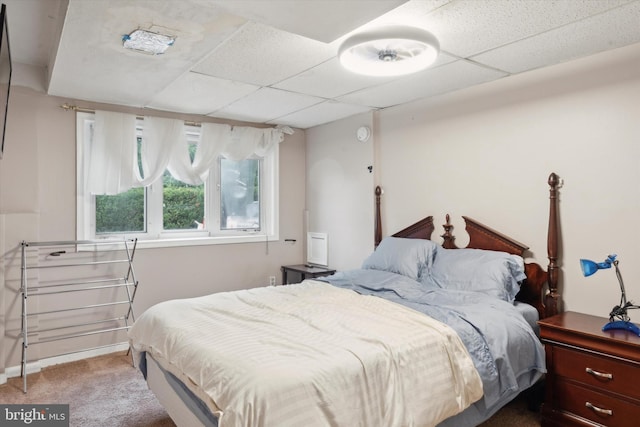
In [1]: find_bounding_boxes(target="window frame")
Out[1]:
[76,112,279,249]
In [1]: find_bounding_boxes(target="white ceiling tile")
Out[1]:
[425,0,634,57]
[471,1,640,74]
[338,60,507,108]
[193,22,337,86]
[269,101,373,129]
[148,72,259,115]
[272,58,396,99]
[13,0,640,129]
[211,87,324,123]
[273,53,457,99]
[47,0,247,105]
[209,0,407,43]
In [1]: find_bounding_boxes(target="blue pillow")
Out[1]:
[425,248,526,302]
[362,237,438,280]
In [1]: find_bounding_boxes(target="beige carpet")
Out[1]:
[0,351,540,426]
[0,352,174,427]
[478,388,542,427]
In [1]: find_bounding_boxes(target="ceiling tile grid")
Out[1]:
[269,100,373,129]
[46,0,248,105]
[5,0,640,129]
[337,59,507,109]
[209,0,407,43]
[273,52,458,100]
[272,57,396,100]
[427,0,634,58]
[210,87,325,123]
[471,1,640,73]
[192,22,338,86]
[148,71,259,115]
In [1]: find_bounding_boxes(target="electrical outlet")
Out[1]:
[269,276,276,286]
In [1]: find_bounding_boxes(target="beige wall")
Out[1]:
[0,88,306,372]
[3,38,639,377]
[308,42,640,320]
[305,112,375,271]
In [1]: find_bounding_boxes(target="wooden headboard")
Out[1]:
[374,173,561,319]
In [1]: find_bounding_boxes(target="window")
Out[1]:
[220,158,260,231]
[162,172,205,231]
[95,187,145,234]
[77,112,279,248]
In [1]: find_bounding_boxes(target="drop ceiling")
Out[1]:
[6,0,640,129]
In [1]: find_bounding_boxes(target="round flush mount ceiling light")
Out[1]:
[338,25,440,77]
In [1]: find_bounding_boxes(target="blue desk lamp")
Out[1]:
[580,254,640,336]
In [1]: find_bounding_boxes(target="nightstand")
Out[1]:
[281,264,336,285]
[538,311,640,427]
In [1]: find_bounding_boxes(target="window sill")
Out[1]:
[79,233,278,251]
[138,234,277,249]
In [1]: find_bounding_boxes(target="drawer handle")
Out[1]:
[586,402,613,416]
[585,367,613,380]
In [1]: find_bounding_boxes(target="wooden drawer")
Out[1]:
[554,346,640,400]
[555,379,640,427]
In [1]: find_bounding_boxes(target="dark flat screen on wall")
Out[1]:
[0,3,11,159]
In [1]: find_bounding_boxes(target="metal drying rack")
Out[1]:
[19,239,138,393]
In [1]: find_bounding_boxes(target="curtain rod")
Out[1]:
[59,103,295,135]
[60,103,202,127]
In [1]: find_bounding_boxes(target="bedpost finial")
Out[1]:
[548,172,559,188]
[442,214,456,249]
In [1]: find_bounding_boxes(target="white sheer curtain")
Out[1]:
[137,116,184,186]
[167,124,288,185]
[167,122,231,185]
[87,110,290,194]
[224,126,286,160]
[87,112,185,194]
[87,111,137,195]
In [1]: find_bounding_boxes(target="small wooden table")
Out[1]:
[281,264,336,285]
[538,311,640,427]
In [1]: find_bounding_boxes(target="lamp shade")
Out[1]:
[580,255,615,277]
[580,259,601,276]
[338,25,439,77]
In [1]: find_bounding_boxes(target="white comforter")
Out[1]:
[129,280,483,427]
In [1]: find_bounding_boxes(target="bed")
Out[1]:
[128,172,561,427]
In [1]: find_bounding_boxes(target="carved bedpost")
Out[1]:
[374,186,382,248]
[545,173,560,317]
[441,214,457,249]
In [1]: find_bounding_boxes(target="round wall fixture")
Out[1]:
[338,25,439,77]
[356,126,371,142]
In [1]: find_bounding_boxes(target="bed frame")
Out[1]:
[374,172,561,319]
[139,173,560,427]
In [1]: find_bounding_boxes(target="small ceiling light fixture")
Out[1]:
[122,29,175,55]
[338,25,439,77]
